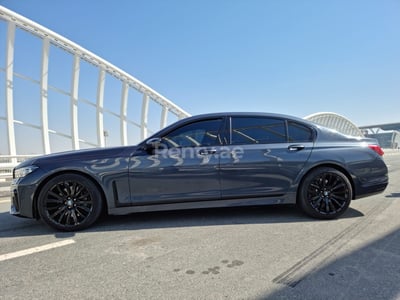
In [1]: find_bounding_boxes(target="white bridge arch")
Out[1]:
[304,112,364,137]
[0,5,189,172]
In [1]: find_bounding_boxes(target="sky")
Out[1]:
[0,0,400,153]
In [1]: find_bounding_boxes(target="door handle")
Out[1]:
[198,148,217,155]
[288,144,305,151]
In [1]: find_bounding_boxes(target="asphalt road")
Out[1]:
[0,154,399,300]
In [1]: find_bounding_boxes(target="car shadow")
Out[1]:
[266,227,400,299]
[385,192,400,198]
[0,204,364,238]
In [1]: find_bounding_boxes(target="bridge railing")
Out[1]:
[0,5,190,158]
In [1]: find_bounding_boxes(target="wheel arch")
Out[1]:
[32,170,108,219]
[297,163,356,203]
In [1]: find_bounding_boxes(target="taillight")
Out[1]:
[368,144,384,156]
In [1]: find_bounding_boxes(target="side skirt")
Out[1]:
[108,195,296,215]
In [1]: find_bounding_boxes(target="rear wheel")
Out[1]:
[299,167,352,219]
[37,174,103,231]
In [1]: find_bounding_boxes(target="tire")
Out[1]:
[37,173,103,231]
[298,167,352,219]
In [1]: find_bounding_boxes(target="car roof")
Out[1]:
[182,112,314,125]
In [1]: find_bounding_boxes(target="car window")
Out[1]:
[231,117,286,144]
[288,122,314,142]
[162,119,223,148]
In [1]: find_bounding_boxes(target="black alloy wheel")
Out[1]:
[299,167,352,219]
[37,174,103,231]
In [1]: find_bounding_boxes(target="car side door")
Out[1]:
[219,116,314,200]
[128,118,225,205]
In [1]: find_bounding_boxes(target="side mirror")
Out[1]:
[144,137,162,152]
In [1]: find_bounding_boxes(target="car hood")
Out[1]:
[16,146,138,168]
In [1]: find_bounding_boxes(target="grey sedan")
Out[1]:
[10,112,388,231]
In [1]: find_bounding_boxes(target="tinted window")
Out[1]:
[162,119,223,148]
[288,122,314,142]
[231,117,286,144]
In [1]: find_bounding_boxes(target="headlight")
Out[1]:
[13,166,38,179]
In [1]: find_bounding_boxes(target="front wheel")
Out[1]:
[37,174,103,231]
[298,167,352,219]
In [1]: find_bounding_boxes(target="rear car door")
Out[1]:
[219,116,314,199]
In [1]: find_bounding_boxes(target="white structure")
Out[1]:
[304,112,364,137]
[0,5,189,172]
